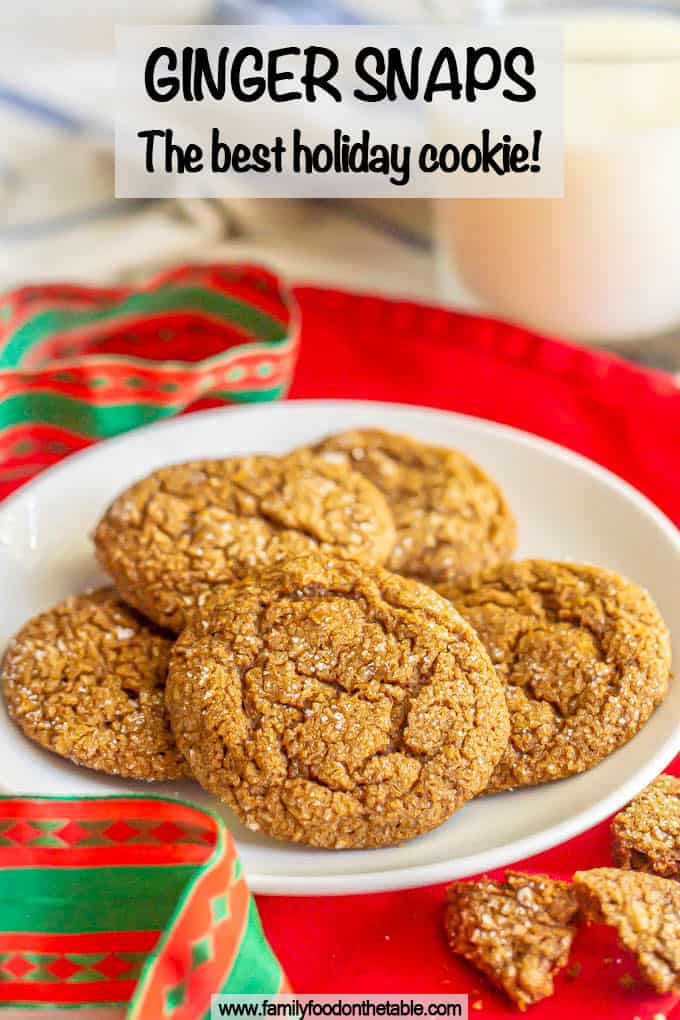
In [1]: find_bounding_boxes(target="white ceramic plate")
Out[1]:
[0,400,678,895]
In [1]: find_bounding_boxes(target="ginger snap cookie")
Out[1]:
[309,428,517,585]
[574,867,680,994]
[445,871,580,1009]
[439,560,671,792]
[2,588,185,781]
[166,555,509,849]
[612,774,680,881]
[94,451,395,632]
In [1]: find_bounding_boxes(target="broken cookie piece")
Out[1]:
[612,775,680,881]
[574,867,680,994]
[445,871,580,1010]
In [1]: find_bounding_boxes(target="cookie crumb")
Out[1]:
[565,963,581,980]
[612,774,679,881]
[574,868,680,994]
[619,973,637,990]
[445,871,579,1010]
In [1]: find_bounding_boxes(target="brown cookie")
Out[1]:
[612,774,680,881]
[309,428,517,584]
[574,867,680,994]
[94,450,396,632]
[166,555,509,849]
[439,560,671,792]
[2,588,185,781]
[445,871,580,1010]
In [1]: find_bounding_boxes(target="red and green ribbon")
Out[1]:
[0,263,298,493]
[0,264,293,1012]
[0,795,288,1016]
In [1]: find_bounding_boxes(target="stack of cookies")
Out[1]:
[1,429,673,854]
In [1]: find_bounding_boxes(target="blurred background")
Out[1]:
[2,0,680,372]
[0,2,433,301]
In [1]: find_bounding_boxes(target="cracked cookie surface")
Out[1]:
[612,774,680,881]
[439,560,671,791]
[445,871,580,1010]
[309,428,517,585]
[2,588,185,780]
[166,555,509,848]
[574,867,680,994]
[94,451,395,632]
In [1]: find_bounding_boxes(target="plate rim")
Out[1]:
[2,397,679,544]
[1,398,679,896]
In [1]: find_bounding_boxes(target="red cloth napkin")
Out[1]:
[2,279,679,1018]
[257,285,680,1020]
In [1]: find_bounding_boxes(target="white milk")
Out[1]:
[438,10,680,343]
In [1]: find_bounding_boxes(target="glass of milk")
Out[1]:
[428,0,680,346]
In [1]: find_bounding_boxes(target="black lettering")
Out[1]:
[137,129,165,170]
[510,141,530,170]
[439,142,460,172]
[268,46,302,101]
[384,46,422,100]
[423,48,463,102]
[191,46,229,100]
[465,46,502,101]
[503,46,536,101]
[137,128,203,173]
[353,47,387,101]
[302,46,341,101]
[231,47,266,101]
[418,142,438,172]
[144,47,179,102]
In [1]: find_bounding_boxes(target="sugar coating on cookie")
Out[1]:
[574,867,680,994]
[445,871,580,1010]
[612,774,680,881]
[439,560,672,792]
[2,588,184,781]
[94,451,396,632]
[310,428,517,584]
[166,555,509,849]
